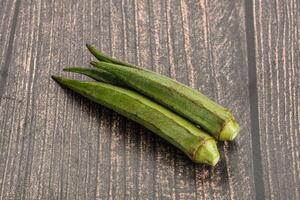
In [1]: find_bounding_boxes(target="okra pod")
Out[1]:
[90,60,240,141]
[52,76,220,166]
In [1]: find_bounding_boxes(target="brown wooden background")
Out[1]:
[0,0,299,199]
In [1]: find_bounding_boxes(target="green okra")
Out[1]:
[87,57,240,141]
[63,67,124,86]
[52,76,220,166]
[86,44,136,68]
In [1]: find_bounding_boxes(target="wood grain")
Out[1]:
[0,0,18,99]
[0,0,298,199]
[253,0,300,199]
[199,1,255,199]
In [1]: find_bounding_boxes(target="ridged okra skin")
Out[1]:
[90,61,240,141]
[86,44,240,141]
[52,76,220,166]
[63,67,124,86]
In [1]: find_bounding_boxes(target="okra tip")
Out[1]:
[195,139,219,166]
[63,67,89,74]
[219,120,240,141]
[51,75,61,82]
[86,44,108,62]
[51,75,71,85]
[63,67,77,72]
[86,43,93,50]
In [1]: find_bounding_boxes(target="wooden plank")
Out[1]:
[0,0,18,159]
[0,1,19,177]
[134,0,156,199]
[0,1,103,199]
[151,0,177,199]
[121,1,141,199]
[0,0,18,98]
[108,0,127,199]
[165,0,198,199]
[179,0,255,199]
[253,0,300,199]
[0,0,258,199]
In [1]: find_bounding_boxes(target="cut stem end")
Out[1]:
[194,139,220,166]
[219,120,240,141]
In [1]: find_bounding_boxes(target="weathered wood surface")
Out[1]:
[253,0,300,199]
[0,0,298,199]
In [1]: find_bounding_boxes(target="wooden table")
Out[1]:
[0,0,299,199]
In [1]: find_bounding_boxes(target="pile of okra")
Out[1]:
[52,44,240,166]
